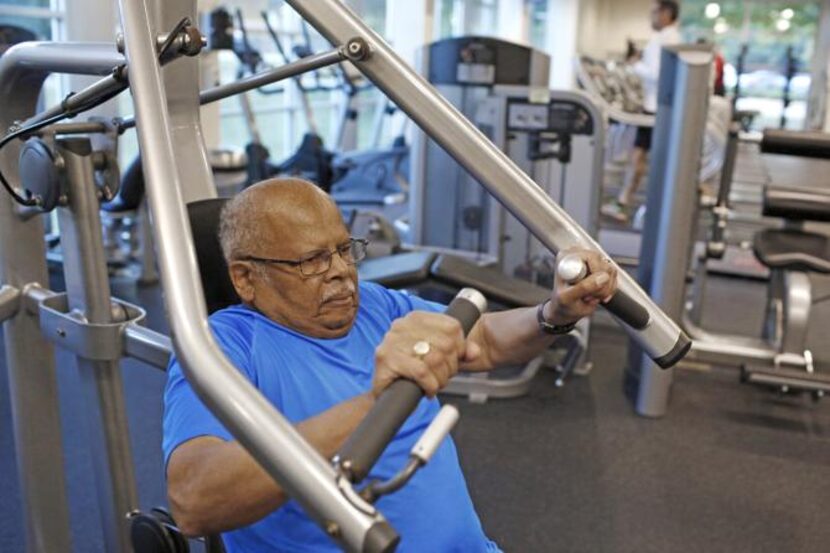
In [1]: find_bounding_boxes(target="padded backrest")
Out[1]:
[762,185,830,222]
[187,198,240,314]
[760,129,830,159]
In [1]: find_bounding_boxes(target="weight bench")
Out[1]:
[742,184,830,396]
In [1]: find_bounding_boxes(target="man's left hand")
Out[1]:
[544,249,618,326]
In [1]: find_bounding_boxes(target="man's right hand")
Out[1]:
[372,311,478,398]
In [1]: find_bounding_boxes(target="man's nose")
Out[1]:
[326,249,350,278]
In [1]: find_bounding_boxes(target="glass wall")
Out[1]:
[208,0,389,159]
[435,0,498,39]
[680,0,821,130]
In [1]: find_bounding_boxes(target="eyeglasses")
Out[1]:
[238,238,369,277]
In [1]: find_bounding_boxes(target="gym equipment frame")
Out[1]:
[0,1,689,551]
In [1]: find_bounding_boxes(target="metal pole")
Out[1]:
[0,40,118,553]
[286,0,688,365]
[632,47,712,417]
[201,49,344,104]
[0,284,20,322]
[154,0,216,203]
[123,322,172,370]
[20,70,127,129]
[118,49,345,130]
[137,199,159,285]
[56,137,138,552]
[117,1,391,551]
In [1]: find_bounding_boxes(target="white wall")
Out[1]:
[545,0,580,88]
[576,0,654,59]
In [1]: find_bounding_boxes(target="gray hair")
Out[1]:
[218,189,261,264]
[218,178,336,264]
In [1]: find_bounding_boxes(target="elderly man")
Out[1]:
[164,178,617,552]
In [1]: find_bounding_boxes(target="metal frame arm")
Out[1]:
[117,48,345,131]
[117,1,393,552]
[285,0,689,365]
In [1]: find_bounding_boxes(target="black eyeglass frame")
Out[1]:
[237,237,369,276]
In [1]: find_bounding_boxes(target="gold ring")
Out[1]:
[412,340,431,360]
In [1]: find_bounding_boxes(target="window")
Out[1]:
[203,0,392,158]
[435,0,498,40]
[680,1,821,130]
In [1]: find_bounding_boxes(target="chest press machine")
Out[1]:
[0,1,689,552]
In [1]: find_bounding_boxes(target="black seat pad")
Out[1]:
[358,251,437,288]
[762,185,830,222]
[187,198,240,313]
[761,128,830,159]
[753,228,830,273]
[431,255,550,307]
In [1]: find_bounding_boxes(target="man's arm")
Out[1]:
[460,250,617,372]
[167,306,470,538]
[167,392,374,536]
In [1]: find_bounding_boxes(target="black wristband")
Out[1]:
[536,299,577,335]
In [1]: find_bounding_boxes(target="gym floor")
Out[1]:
[5,126,830,553]
[1,263,829,552]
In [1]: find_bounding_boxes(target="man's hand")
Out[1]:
[373,311,479,398]
[544,249,619,326]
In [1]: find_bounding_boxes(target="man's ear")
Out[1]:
[228,261,256,303]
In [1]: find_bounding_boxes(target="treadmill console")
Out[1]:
[506,99,594,135]
[427,36,549,87]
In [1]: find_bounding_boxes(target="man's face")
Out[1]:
[240,199,360,339]
[650,3,669,31]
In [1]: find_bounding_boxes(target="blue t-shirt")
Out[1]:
[163,281,500,552]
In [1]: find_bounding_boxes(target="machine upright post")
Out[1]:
[0,40,121,553]
[631,46,712,417]
[57,137,139,552]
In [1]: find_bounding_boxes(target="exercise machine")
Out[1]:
[576,53,733,263]
[629,45,830,419]
[0,1,688,551]
[404,36,606,397]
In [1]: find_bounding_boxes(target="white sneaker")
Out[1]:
[601,200,630,223]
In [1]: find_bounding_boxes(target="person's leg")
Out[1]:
[602,125,650,223]
[619,145,648,205]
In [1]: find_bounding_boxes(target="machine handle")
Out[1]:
[410,405,460,464]
[557,253,650,330]
[335,289,486,484]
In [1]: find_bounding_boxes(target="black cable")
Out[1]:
[0,17,191,207]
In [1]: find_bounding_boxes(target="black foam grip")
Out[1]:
[336,293,483,484]
[760,129,830,159]
[363,521,401,553]
[604,290,650,330]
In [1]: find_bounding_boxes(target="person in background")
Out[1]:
[601,0,681,223]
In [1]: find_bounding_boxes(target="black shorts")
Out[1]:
[634,111,655,151]
[634,125,652,151]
